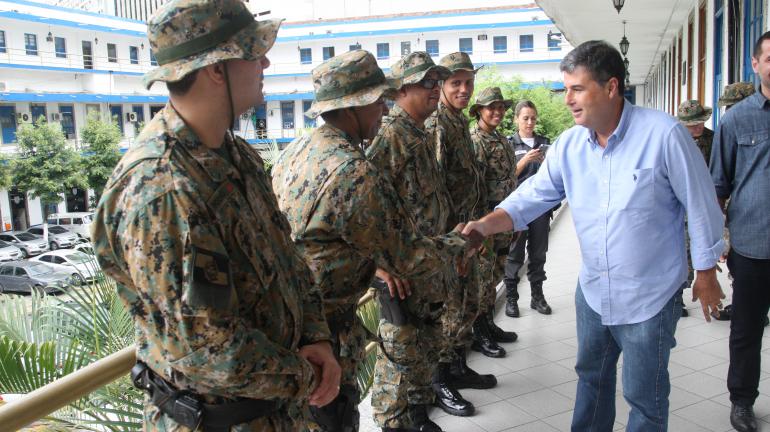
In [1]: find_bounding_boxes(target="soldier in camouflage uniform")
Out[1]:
[677,100,714,317]
[271,50,482,432]
[468,87,519,358]
[91,1,341,431]
[425,51,497,417]
[365,52,457,431]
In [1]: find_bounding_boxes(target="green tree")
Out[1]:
[13,118,86,216]
[0,152,13,190]
[80,112,123,202]
[471,67,574,141]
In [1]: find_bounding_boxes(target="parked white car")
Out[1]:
[29,250,100,285]
[0,240,24,262]
[73,243,95,256]
[46,212,94,241]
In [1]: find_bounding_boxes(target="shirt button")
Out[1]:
[603,155,609,160]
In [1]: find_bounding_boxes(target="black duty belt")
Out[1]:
[131,361,279,431]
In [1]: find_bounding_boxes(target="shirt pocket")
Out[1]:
[619,167,655,210]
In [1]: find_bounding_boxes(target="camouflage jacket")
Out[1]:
[426,102,486,224]
[367,105,452,236]
[470,126,517,205]
[694,127,714,166]
[92,104,329,403]
[272,124,468,318]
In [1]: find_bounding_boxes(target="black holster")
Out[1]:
[373,277,410,326]
[308,384,360,432]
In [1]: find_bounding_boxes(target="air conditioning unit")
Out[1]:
[477,34,488,41]
[126,112,138,122]
[16,112,31,123]
[50,112,62,122]
[256,119,266,129]
[240,111,252,121]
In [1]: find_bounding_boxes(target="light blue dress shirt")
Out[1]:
[497,101,724,325]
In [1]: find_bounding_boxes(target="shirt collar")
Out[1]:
[752,85,770,109]
[390,105,424,132]
[587,99,634,148]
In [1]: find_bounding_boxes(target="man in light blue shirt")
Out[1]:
[463,41,725,431]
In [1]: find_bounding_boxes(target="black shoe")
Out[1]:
[449,348,497,389]
[530,297,552,315]
[730,403,758,432]
[409,404,443,432]
[471,317,506,358]
[432,363,475,417]
[505,299,520,318]
[486,311,518,343]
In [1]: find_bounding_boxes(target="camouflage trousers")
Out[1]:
[478,249,508,311]
[439,257,481,362]
[304,312,368,432]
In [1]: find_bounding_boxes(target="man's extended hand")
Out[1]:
[298,341,341,407]
[376,268,411,299]
[692,266,726,322]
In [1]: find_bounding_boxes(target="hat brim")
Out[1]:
[400,65,451,87]
[143,18,282,90]
[304,80,397,119]
[678,107,713,125]
[469,99,513,117]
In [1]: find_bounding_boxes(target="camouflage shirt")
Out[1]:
[272,123,468,317]
[92,105,329,403]
[694,127,714,166]
[426,102,486,224]
[470,126,517,204]
[367,105,452,236]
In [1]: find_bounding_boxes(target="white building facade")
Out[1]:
[0,0,570,231]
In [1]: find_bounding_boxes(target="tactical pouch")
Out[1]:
[309,384,360,432]
[373,277,410,326]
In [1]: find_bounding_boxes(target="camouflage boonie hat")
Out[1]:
[143,0,282,90]
[389,51,450,88]
[305,50,397,119]
[677,100,712,126]
[469,87,513,117]
[439,51,482,74]
[718,82,756,107]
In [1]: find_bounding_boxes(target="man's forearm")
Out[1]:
[469,209,514,237]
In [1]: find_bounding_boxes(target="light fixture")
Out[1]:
[140,42,144,50]
[625,70,630,87]
[94,37,99,45]
[612,0,625,14]
[46,31,53,42]
[619,20,629,56]
[623,56,629,71]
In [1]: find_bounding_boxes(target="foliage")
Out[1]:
[355,297,380,398]
[259,138,283,176]
[80,113,123,203]
[471,67,574,141]
[12,119,87,213]
[0,152,13,190]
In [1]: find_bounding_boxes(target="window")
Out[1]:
[322,46,335,60]
[86,104,100,117]
[107,43,117,62]
[401,41,411,56]
[281,101,295,129]
[426,40,439,57]
[30,104,46,124]
[349,43,361,51]
[548,32,562,51]
[0,266,12,276]
[493,36,507,54]
[299,48,312,64]
[54,37,66,58]
[303,100,316,128]
[59,105,75,138]
[459,37,472,54]
[376,43,389,60]
[519,34,534,52]
[82,40,93,69]
[24,33,38,56]
[0,31,5,53]
[129,46,139,64]
[150,50,157,66]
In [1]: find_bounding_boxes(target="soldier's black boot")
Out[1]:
[432,362,475,417]
[486,310,518,343]
[409,404,443,432]
[530,283,552,315]
[471,316,506,358]
[505,284,520,317]
[449,348,497,389]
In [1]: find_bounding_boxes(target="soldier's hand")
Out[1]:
[299,341,341,407]
[692,266,726,322]
[455,256,469,277]
[455,222,485,255]
[376,268,411,299]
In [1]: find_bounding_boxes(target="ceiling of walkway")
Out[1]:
[536,0,695,86]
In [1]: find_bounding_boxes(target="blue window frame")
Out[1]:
[30,104,46,124]
[493,36,507,54]
[377,43,389,60]
[1,31,7,54]
[322,46,335,60]
[59,105,75,138]
[109,105,124,135]
[426,40,439,57]
[714,0,725,126]
[129,46,139,64]
[150,50,157,66]
[459,38,472,54]
[24,33,38,56]
[300,48,312,64]
[519,34,534,53]
[743,0,765,83]
[55,37,66,58]
[281,101,295,130]
[303,100,316,128]
[548,32,562,51]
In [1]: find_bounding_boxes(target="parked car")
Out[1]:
[0,232,49,258]
[27,225,80,250]
[0,261,75,294]
[30,250,100,285]
[46,212,94,241]
[73,243,95,256]
[0,241,24,262]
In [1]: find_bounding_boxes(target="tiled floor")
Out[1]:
[361,205,770,431]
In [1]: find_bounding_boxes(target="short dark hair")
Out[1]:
[560,40,625,94]
[166,70,199,96]
[514,100,537,118]
[753,31,770,58]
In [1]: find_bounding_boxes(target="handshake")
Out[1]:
[453,221,486,276]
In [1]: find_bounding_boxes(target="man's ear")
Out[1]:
[607,77,620,99]
[201,62,227,85]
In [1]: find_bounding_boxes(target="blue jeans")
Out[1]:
[571,284,681,432]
